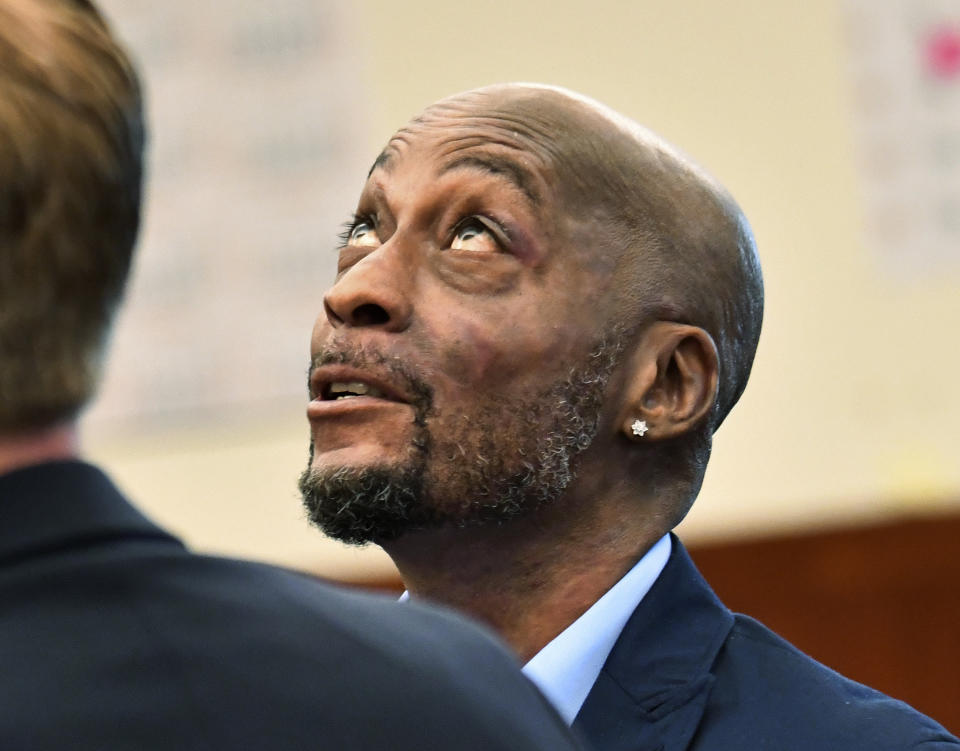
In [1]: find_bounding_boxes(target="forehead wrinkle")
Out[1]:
[457,112,556,150]
[370,131,416,176]
[417,109,561,162]
[398,103,559,152]
[371,119,553,209]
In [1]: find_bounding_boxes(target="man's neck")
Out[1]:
[0,422,80,478]
[384,492,666,662]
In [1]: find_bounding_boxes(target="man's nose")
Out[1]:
[322,250,413,332]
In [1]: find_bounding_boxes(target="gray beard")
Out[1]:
[299,334,624,545]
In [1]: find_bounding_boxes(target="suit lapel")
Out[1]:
[573,669,666,751]
[572,537,733,751]
[574,668,715,751]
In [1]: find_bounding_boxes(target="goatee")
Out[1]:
[300,334,624,545]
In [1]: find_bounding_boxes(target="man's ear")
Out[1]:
[618,322,719,441]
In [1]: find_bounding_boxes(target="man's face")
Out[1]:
[300,109,622,544]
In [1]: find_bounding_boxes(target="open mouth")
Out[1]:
[323,381,389,401]
[310,367,410,405]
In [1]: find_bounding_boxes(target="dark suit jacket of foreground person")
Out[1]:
[0,461,580,751]
[572,537,959,751]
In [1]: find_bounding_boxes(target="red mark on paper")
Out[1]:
[925,26,960,79]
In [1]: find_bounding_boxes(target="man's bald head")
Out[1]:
[304,83,763,543]
[401,83,763,431]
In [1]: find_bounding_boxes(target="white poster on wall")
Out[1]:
[88,1,368,431]
[843,0,960,276]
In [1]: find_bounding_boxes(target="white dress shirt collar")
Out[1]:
[521,534,672,724]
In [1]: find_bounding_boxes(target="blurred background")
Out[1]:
[86,0,959,730]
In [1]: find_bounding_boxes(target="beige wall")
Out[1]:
[89,0,960,579]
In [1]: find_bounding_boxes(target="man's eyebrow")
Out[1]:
[367,150,391,178]
[441,155,541,207]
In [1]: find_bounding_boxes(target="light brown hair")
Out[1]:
[0,0,144,430]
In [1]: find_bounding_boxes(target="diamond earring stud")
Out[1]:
[631,419,648,437]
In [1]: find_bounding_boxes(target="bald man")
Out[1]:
[301,84,959,750]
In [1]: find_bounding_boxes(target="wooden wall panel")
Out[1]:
[688,514,960,735]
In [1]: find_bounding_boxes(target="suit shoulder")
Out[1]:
[704,614,959,750]
[144,555,583,749]
[121,550,522,670]
[1,546,580,750]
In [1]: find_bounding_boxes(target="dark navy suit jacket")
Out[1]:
[0,461,580,751]
[573,536,959,751]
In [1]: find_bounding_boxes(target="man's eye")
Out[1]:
[449,219,499,252]
[348,221,379,247]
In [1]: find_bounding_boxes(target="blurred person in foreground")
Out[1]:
[301,83,960,751]
[0,4,584,749]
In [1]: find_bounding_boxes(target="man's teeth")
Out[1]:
[328,381,386,400]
